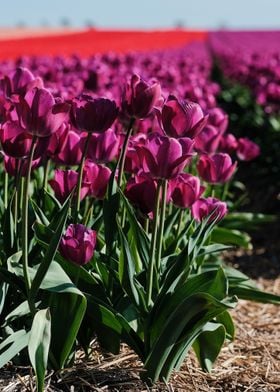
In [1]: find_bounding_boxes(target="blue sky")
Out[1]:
[0,0,279,29]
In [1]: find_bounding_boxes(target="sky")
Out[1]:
[0,0,279,30]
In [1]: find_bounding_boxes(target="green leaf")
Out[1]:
[103,175,119,255]
[29,195,71,301]
[144,293,237,382]
[28,309,51,392]
[0,329,30,368]
[119,189,150,269]
[216,311,235,340]
[211,227,252,250]
[193,322,226,372]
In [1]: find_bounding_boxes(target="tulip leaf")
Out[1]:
[103,176,119,255]
[0,329,30,368]
[119,189,150,268]
[192,322,226,372]
[144,293,237,382]
[211,227,252,249]
[28,308,51,392]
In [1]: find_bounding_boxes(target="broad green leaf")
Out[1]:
[119,189,150,269]
[28,309,51,392]
[216,311,235,340]
[211,227,252,250]
[0,329,30,368]
[144,293,237,382]
[193,322,226,372]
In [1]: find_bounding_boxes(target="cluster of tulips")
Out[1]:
[210,31,280,114]
[1,47,277,391]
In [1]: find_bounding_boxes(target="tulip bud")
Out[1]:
[197,153,237,184]
[191,197,227,222]
[59,224,97,265]
[170,173,204,209]
[236,138,260,161]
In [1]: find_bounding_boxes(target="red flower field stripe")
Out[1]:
[0,29,208,59]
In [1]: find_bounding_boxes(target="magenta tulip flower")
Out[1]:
[0,121,33,158]
[124,172,157,215]
[207,108,228,133]
[170,173,204,209]
[219,133,238,155]
[161,95,208,138]
[122,74,163,119]
[194,125,222,154]
[4,155,41,177]
[191,197,228,222]
[49,169,88,204]
[59,223,97,265]
[87,128,120,163]
[83,160,111,199]
[236,138,260,161]
[197,153,237,184]
[0,67,43,98]
[55,129,84,166]
[72,95,118,133]
[16,87,70,137]
[137,133,194,179]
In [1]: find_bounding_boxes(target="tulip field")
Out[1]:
[0,30,279,391]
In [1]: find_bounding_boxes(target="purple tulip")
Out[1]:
[137,133,195,179]
[161,95,208,138]
[197,153,237,184]
[49,169,88,204]
[0,121,33,158]
[16,87,70,137]
[4,155,41,177]
[122,74,163,119]
[87,128,120,163]
[207,108,228,133]
[191,197,228,222]
[83,160,111,199]
[194,125,222,154]
[124,172,157,215]
[72,95,118,133]
[0,67,43,99]
[170,173,204,209]
[55,128,84,166]
[236,138,260,161]
[59,223,97,265]
[219,133,238,155]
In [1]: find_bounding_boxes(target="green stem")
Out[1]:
[146,180,161,307]
[156,179,168,272]
[74,131,92,223]
[43,158,50,191]
[221,181,229,201]
[22,136,37,295]
[143,217,149,233]
[175,208,184,241]
[4,172,8,209]
[117,118,135,187]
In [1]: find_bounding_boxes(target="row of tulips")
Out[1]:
[0,46,278,390]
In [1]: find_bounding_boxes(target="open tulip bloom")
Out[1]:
[0,50,279,392]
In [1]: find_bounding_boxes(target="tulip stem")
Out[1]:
[43,158,51,191]
[117,118,135,187]
[156,179,168,273]
[22,136,37,296]
[147,180,161,307]
[176,208,184,240]
[74,131,91,223]
[4,172,8,209]
[221,181,229,201]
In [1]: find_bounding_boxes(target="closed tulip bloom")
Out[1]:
[191,197,228,222]
[0,121,33,158]
[161,95,208,138]
[207,108,228,134]
[170,173,204,209]
[219,133,238,155]
[87,128,120,163]
[236,138,260,161]
[56,129,84,166]
[197,153,237,184]
[0,67,43,98]
[16,87,70,137]
[137,133,194,179]
[59,224,97,265]
[49,169,88,204]
[72,95,118,133]
[122,74,163,119]
[194,125,222,154]
[4,155,41,177]
[124,172,157,215]
[83,160,111,199]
